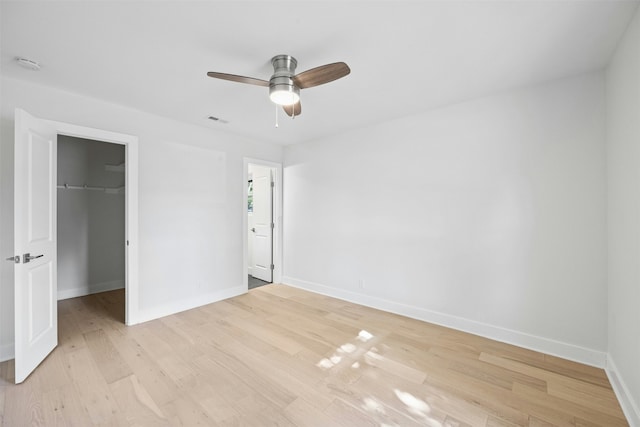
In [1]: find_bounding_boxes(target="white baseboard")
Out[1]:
[57,279,125,300]
[282,276,607,368]
[0,343,14,363]
[132,285,246,325]
[607,355,640,427]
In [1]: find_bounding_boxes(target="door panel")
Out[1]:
[27,131,54,243]
[14,108,58,384]
[250,166,273,282]
[28,263,54,341]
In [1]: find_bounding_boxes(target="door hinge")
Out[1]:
[270,181,274,188]
[270,264,274,270]
[271,223,275,229]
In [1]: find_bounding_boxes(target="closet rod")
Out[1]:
[57,184,124,194]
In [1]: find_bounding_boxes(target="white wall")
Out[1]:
[606,5,640,425]
[57,136,125,300]
[0,76,282,360]
[283,72,607,366]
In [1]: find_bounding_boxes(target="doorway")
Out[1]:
[51,119,139,326]
[248,163,274,288]
[57,136,125,304]
[244,159,282,291]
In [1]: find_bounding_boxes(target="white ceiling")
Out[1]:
[1,1,638,145]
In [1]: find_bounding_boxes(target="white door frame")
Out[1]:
[48,120,139,325]
[243,158,282,289]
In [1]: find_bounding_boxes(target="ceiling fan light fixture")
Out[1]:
[207,54,349,118]
[269,84,300,106]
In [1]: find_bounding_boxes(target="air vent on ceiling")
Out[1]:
[208,116,229,124]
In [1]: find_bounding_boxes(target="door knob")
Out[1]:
[23,253,43,263]
[5,255,20,264]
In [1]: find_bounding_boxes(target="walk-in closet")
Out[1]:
[57,136,125,301]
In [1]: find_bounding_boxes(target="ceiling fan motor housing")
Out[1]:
[269,55,300,105]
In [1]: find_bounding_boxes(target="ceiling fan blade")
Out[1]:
[292,62,350,89]
[283,101,302,117]
[206,72,269,87]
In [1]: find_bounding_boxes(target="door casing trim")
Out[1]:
[47,120,139,325]
[243,158,283,289]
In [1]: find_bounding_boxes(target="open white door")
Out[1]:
[12,109,58,384]
[250,166,273,282]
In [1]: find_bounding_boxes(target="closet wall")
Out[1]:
[57,136,125,300]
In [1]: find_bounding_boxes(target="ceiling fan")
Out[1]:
[207,55,350,118]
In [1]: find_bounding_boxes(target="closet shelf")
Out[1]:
[57,183,125,194]
[104,162,125,173]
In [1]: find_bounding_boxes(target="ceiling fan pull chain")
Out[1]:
[275,104,279,128]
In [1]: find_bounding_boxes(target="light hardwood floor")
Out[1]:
[0,285,627,426]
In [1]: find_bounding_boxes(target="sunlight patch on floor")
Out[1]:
[316,329,374,371]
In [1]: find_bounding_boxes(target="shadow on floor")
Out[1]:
[249,275,270,290]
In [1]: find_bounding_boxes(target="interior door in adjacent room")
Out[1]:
[12,108,58,384]
[250,165,273,282]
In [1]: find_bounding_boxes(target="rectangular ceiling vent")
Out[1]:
[208,116,229,124]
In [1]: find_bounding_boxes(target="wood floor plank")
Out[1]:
[362,346,428,384]
[155,354,197,385]
[248,287,331,319]
[323,397,379,427]
[104,326,183,408]
[284,397,340,427]
[59,314,88,354]
[201,316,283,357]
[0,358,12,427]
[359,367,490,426]
[160,396,216,427]
[0,385,5,427]
[266,312,359,350]
[226,314,306,355]
[235,404,298,426]
[41,383,94,427]
[63,347,121,425]
[512,382,627,427]
[160,314,235,353]
[178,375,238,423]
[429,345,548,393]
[212,340,335,412]
[424,365,542,426]
[198,347,297,409]
[30,347,73,394]
[485,414,521,427]
[444,415,474,427]
[528,414,564,426]
[0,286,629,426]
[480,351,626,423]
[3,374,45,427]
[546,377,624,417]
[109,374,170,426]
[83,329,133,384]
[144,319,205,361]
